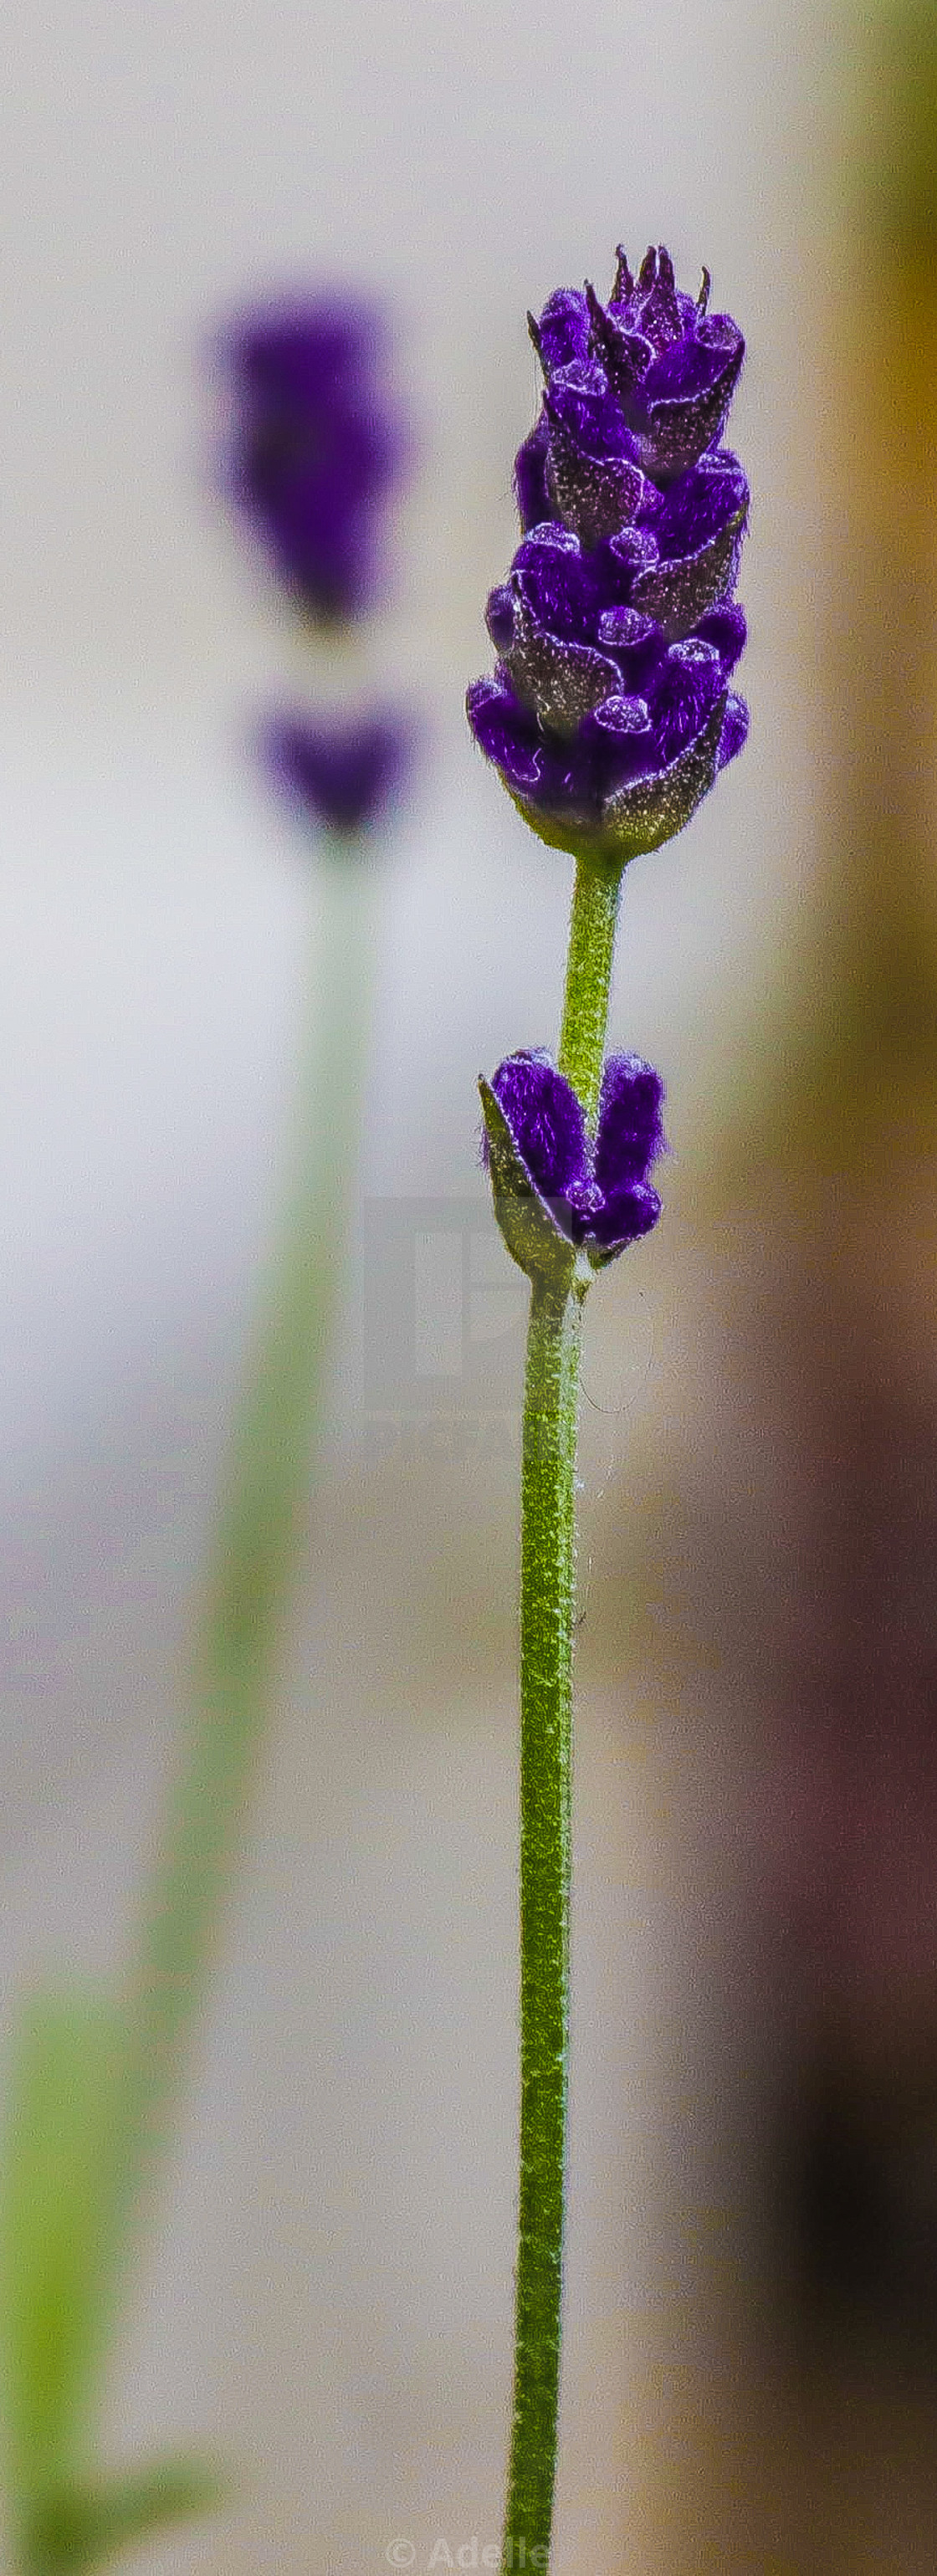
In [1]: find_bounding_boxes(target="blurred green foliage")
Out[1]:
[0,1995,126,2507]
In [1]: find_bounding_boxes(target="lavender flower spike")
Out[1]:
[262,707,413,837]
[223,295,407,623]
[467,244,749,864]
[479,1047,664,1279]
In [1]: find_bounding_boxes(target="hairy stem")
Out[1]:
[502,851,623,2573]
[557,855,623,1126]
[502,1267,578,2571]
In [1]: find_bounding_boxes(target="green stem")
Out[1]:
[557,855,623,1125]
[502,852,623,2573]
[113,854,374,2271]
[502,1268,578,2572]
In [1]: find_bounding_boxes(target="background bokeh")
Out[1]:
[3,0,935,2567]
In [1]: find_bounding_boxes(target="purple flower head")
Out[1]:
[261,706,413,838]
[467,245,749,865]
[479,1047,664,1279]
[222,294,407,622]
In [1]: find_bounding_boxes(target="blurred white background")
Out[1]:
[0,0,856,2566]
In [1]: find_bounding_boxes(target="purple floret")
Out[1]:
[468,243,749,863]
[262,708,412,837]
[483,1048,664,1271]
[222,294,407,622]
[489,1050,589,1207]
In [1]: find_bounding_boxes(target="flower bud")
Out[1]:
[468,246,749,865]
[479,1048,664,1280]
[221,296,407,624]
[261,708,413,837]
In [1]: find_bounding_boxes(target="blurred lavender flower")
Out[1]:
[467,244,749,862]
[479,1046,664,1278]
[262,706,414,837]
[223,295,407,622]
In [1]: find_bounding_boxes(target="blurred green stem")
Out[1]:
[114,853,374,2275]
[1,852,375,2573]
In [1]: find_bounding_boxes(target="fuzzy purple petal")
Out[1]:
[545,377,638,463]
[600,694,726,858]
[640,316,742,411]
[510,532,612,643]
[652,453,748,558]
[545,384,646,546]
[466,673,577,817]
[584,282,655,405]
[694,599,748,683]
[536,289,592,371]
[595,1052,666,1190]
[718,693,750,766]
[501,598,623,735]
[484,583,515,652]
[608,524,660,574]
[489,1051,589,1204]
[514,415,556,532]
[634,315,745,479]
[596,604,657,653]
[630,454,748,637]
[589,1180,662,1253]
[595,615,669,700]
[580,693,656,796]
[649,637,725,766]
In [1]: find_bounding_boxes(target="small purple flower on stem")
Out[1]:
[467,245,749,863]
[479,1047,664,1279]
[262,707,413,837]
[223,295,407,622]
